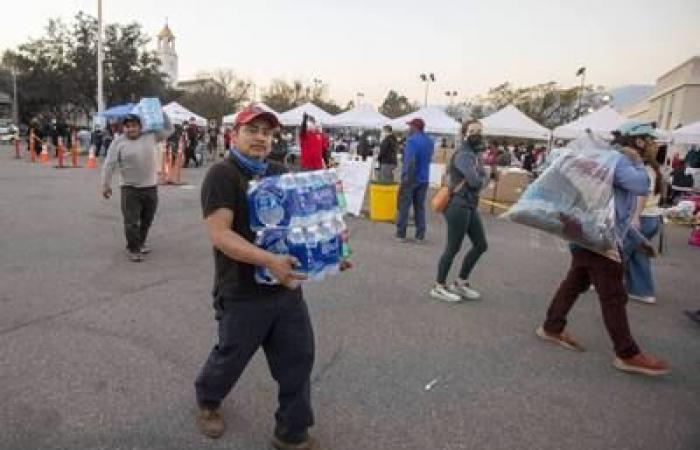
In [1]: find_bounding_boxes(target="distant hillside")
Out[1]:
[609,85,655,109]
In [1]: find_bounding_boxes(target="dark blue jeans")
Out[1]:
[396,182,429,240]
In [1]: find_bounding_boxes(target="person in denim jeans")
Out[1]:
[396,118,434,242]
[625,139,664,304]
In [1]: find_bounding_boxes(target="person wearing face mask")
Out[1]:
[299,112,325,170]
[430,120,488,302]
[536,122,669,377]
[378,125,398,182]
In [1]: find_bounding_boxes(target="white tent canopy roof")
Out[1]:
[481,105,551,140]
[277,102,335,127]
[326,104,389,129]
[222,102,278,125]
[672,120,700,145]
[389,106,461,134]
[163,102,207,127]
[553,106,627,140]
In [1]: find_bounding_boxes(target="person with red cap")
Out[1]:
[396,117,434,243]
[195,104,328,449]
[299,112,325,170]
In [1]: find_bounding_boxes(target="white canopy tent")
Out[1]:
[162,102,207,127]
[277,102,335,127]
[222,102,278,126]
[481,105,551,140]
[672,120,700,145]
[327,104,389,129]
[553,105,626,140]
[390,106,461,134]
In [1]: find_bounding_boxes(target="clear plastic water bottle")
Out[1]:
[319,170,340,221]
[306,225,325,281]
[279,173,298,226]
[319,221,340,276]
[254,228,289,285]
[248,176,286,230]
[309,171,328,224]
[294,173,317,227]
[287,226,311,275]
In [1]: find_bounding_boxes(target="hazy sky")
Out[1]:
[2,0,699,107]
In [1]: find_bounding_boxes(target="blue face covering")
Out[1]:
[229,148,268,176]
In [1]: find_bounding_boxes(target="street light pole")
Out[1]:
[12,68,18,124]
[576,66,586,119]
[97,0,105,113]
[420,73,435,107]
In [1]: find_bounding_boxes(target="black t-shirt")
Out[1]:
[201,157,293,300]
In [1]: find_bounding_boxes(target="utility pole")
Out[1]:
[97,0,105,112]
[12,68,18,124]
[576,66,586,119]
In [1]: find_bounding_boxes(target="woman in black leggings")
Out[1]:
[430,120,488,303]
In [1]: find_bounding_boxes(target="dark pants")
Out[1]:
[120,186,158,253]
[184,144,198,167]
[544,248,640,359]
[195,289,315,442]
[396,182,429,240]
[436,201,488,284]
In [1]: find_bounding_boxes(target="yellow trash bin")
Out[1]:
[369,182,399,222]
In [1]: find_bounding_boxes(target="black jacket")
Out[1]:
[378,134,398,165]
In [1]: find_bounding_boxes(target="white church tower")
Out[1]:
[156,21,178,86]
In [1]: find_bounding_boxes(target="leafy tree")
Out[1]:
[481,82,589,128]
[262,79,344,114]
[379,90,418,119]
[3,12,167,123]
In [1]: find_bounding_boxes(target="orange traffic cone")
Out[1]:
[29,129,36,163]
[86,145,97,169]
[71,130,80,168]
[55,137,66,168]
[159,143,171,185]
[39,141,50,164]
[167,137,184,185]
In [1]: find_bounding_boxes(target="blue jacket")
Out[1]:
[613,154,650,251]
[401,132,434,184]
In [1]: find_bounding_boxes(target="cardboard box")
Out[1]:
[495,168,531,203]
[433,147,448,164]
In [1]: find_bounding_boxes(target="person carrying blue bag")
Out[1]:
[536,122,669,377]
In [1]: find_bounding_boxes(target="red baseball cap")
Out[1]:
[235,104,280,128]
[407,118,425,130]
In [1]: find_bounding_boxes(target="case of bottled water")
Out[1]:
[133,97,164,133]
[248,169,351,285]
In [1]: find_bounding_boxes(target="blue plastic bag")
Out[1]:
[133,97,164,133]
[504,137,621,257]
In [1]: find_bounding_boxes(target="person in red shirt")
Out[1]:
[299,113,325,170]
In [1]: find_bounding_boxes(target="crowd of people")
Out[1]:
[93,102,699,450]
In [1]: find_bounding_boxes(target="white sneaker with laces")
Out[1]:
[430,284,463,303]
[629,294,656,304]
[449,281,481,300]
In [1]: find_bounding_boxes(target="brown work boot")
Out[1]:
[536,326,585,352]
[614,353,670,377]
[271,433,319,450]
[197,408,225,439]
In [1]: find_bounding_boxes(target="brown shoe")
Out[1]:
[271,434,319,450]
[197,408,225,439]
[614,353,669,377]
[536,326,585,352]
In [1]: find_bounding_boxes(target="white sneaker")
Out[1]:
[449,281,482,300]
[629,294,657,304]
[430,284,463,303]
